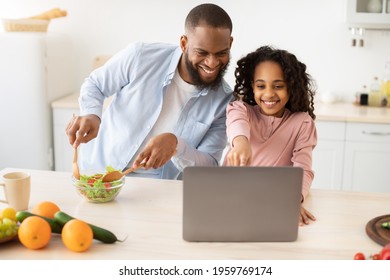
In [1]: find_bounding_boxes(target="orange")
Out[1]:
[61,219,93,252]
[31,201,60,219]
[18,216,51,250]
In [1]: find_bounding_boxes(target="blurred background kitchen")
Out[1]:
[1,0,390,192]
[1,0,389,99]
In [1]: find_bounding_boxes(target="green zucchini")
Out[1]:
[54,211,121,244]
[15,211,63,234]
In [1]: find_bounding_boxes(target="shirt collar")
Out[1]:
[257,106,292,121]
[163,46,183,87]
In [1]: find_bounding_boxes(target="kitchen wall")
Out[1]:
[1,0,390,102]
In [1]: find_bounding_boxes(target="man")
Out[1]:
[66,3,233,179]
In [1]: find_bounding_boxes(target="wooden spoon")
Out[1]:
[72,147,80,180]
[102,162,146,183]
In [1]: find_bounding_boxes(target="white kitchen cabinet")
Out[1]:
[312,121,346,190]
[346,0,390,29]
[342,122,390,192]
[52,106,80,172]
[313,120,390,193]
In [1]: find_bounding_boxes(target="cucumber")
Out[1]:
[54,211,121,244]
[16,211,63,234]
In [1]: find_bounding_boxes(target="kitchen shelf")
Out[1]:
[346,0,390,29]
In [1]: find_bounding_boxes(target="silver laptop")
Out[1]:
[182,166,303,242]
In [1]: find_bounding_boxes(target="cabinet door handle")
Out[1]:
[362,131,390,136]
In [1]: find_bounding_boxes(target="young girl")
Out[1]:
[225,45,317,226]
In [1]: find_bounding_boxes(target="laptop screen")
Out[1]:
[182,166,303,242]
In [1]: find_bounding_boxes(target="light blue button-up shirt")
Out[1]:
[78,41,233,179]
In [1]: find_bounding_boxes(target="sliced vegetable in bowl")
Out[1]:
[72,166,125,203]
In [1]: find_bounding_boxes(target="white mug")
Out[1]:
[0,172,31,211]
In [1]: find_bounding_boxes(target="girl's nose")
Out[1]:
[263,86,275,96]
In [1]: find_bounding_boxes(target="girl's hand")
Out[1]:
[226,136,252,166]
[299,205,316,226]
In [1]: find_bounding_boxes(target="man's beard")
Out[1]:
[184,52,229,91]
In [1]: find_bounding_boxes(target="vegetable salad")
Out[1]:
[74,166,123,203]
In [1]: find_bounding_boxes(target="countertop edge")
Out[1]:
[51,94,390,124]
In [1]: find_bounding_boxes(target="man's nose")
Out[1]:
[204,55,219,68]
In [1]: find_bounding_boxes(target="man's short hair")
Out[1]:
[185,3,232,34]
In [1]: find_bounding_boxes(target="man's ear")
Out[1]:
[180,35,188,52]
[229,36,233,49]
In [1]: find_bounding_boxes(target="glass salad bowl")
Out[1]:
[72,168,125,203]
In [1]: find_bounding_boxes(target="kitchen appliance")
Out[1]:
[0,32,74,170]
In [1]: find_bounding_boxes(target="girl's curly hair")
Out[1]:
[233,45,316,120]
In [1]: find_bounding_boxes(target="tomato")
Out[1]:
[372,253,381,260]
[354,252,365,260]
[103,183,111,192]
[379,244,390,260]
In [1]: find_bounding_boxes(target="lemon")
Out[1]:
[0,207,17,221]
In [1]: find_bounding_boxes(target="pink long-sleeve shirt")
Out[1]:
[225,101,317,201]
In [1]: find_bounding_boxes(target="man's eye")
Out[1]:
[196,51,208,56]
[217,51,229,57]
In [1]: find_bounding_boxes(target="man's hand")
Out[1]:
[133,133,178,169]
[66,114,101,148]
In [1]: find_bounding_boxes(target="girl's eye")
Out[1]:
[256,85,266,90]
[274,84,285,90]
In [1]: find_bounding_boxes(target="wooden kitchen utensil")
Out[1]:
[101,162,146,183]
[72,147,80,180]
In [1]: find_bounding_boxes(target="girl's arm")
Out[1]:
[292,115,318,201]
[226,101,253,166]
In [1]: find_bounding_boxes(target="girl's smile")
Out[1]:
[261,99,280,108]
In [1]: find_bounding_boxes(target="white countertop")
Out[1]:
[51,92,80,109]
[52,93,390,124]
[51,92,112,110]
[1,168,389,260]
[315,102,390,124]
